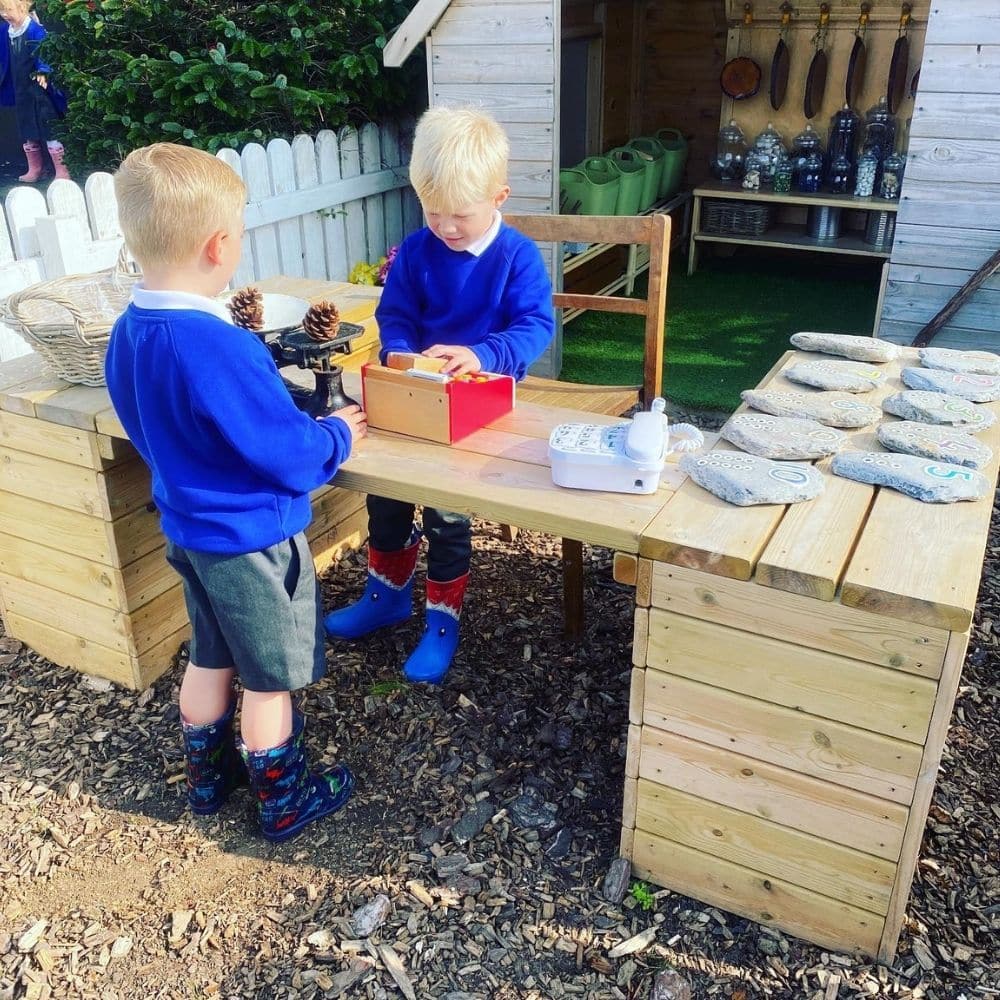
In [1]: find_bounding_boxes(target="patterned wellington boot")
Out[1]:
[181,699,248,816]
[403,573,470,684]
[18,142,44,183]
[47,142,71,180]
[240,711,354,844]
[324,533,420,640]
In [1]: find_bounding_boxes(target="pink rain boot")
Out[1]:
[47,142,71,180]
[18,142,44,183]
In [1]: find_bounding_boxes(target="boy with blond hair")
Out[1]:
[105,143,366,842]
[325,106,554,684]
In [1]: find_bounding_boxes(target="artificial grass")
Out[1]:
[560,254,882,413]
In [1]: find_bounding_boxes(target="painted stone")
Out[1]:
[721,414,846,459]
[877,421,993,470]
[919,347,1000,376]
[882,390,996,432]
[790,332,900,363]
[830,451,989,503]
[785,360,886,393]
[901,367,1000,402]
[741,389,880,428]
[679,452,825,506]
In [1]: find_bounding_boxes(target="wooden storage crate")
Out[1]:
[620,347,1000,961]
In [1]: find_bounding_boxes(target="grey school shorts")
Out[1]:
[165,532,325,692]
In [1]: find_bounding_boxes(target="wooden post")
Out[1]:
[561,537,585,639]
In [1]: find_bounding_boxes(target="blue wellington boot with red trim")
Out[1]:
[403,573,469,685]
[181,699,248,816]
[239,711,354,844]
[324,534,420,640]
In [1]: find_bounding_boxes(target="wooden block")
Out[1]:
[306,486,367,542]
[638,728,907,862]
[135,623,190,690]
[310,507,369,577]
[635,779,895,915]
[645,609,937,745]
[631,830,883,957]
[613,551,638,587]
[643,671,920,804]
[622,775,639,831]
[103,458,152,519]
[120,544,178,613]
[649,562,948,678]
[0,490,116,564]
[625,723,641,780]
[0,531,124,610]
[111,503,165,567]
[636,558,652,607]
[3,610,138,689]
[0,409,98,467]
[1,445,113,517]
[35,382,115,433]
[0,368,66,417]
[628,667,645,726]
[619,824,635,861]
[128,582,188,656]
[878,628,971,963]
[386,351,447,373]
[632,607,649,667]
[362,366,452,443]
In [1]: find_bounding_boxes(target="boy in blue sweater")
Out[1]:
[325,107,554,683]
[105,144,367,842]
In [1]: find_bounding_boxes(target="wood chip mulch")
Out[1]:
[1,498,998,1000]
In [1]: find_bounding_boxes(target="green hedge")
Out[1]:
[44,0,424,171]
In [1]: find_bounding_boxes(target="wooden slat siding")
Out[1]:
[0,491,116,565]
[628,667,644,726]
[430,2,552,45]
[433,83,555,122]
[891,262,1000,296]
[643,672,920,804]
[645,610,937,745]
[879,3,1000,350]
[638,350,801,578]
[432,44,554,84]
[635,781,895,916]
[648,563,948,679]
[1,409,98,467]
[877,628,970,961]
[631,830,883,957]
[639,729,907,862]
[632,608,648,668]
[840,395,1000,632]
[754,350,907,601]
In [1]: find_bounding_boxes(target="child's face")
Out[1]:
[425,188,510,253]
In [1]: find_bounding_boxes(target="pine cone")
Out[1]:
[303,300,341,342]
[228,286,264,331]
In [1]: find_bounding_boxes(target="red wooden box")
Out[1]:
[361,355,515,444]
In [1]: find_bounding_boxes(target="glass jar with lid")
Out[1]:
[879,151,905,199]
[742,149,763,191]
[790,123,823,179]
[711,119,748,181]
[795,150,823,193]
[827,152,852,194]
[861,97,897,164]
[828,105,861,166]
[773,160,793,194]
[752,122,787,185]
[854,150,878,197]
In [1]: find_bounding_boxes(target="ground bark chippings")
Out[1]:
[0,505,998,999]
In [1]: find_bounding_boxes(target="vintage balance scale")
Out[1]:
[227,288,362,417]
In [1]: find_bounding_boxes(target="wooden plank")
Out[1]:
[433,83,555,123]
[639,728,907,862]
[111,503,165,567]
[1,445,113,517]
[431,44,555,85]
[310,506,368,577]
[383,0,450,66]
[918,44,1000,95]
[103,458,152,519]
[891,223,1000,271]
[120,544,176,613]
[333,433,668,553]
[646,609,937,745]
[0,490,115,564]
[878,321,999,354]
[882,277,1000,333]
[136,623,190,690]
[628,667,644,726]
[909,92,1000,141]
[841,398,1000,631]
[561,537,584,638]
[0,409,99,467]
[432,3,552,46]
[622,775,638,833]
[613,552,638,587]
[894,178,1000,231]
[619,825,635,861]
[649,561,949,678]
[0,531,124,610]
[635,780,894,916]
[903,137,1000,187]
[631,830,883,957]
[625,723,640,780]
[754,353,905,601]
[643,671,920,804]
[878,629,971,962]
[3,610,138,689]
[636,559,652,607]
[291,134,327,281]
[692,181,898,214]
[129,582,188,656]
[0,366,68,418]
[33,382,117,434]
[924,1,1000,45]
[1,574,130,652]
[889,261,1000,295]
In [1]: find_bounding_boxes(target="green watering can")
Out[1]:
[655,127,689,199]
[605,148,646,215]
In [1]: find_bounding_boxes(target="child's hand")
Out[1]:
[423,345,482,376]
[329,404,367,444]
[34,74,47,89]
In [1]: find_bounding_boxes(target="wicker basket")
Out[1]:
[1,246,141,387]
[701,199,774,237]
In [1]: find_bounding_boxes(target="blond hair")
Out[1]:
[114,143,246,270]
[409,107,509,213]
[0,0,32,15]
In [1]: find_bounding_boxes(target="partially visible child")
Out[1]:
[0,0,70,181]
[105,143,366,842]
[324,106,554,685]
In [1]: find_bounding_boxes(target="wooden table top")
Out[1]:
[2,274,996,630]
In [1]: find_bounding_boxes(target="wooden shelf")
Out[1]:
[694,225,892,260]
[693,181,901,214]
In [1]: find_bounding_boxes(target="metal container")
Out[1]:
[865,210,897,249]
[807,205,842,241]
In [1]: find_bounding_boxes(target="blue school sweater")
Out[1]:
[105,300,352,555]
[376,223,554,379]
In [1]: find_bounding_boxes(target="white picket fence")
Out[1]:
[0,120,421,362]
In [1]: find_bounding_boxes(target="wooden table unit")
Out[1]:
[1,273,997,962]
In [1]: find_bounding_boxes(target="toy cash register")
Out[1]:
[548,398,703,494]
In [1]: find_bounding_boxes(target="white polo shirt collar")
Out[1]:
[131,285,234,325]
[465,211,502,257]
